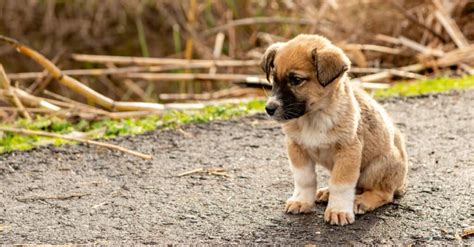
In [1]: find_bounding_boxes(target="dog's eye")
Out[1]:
[289,75,305,86]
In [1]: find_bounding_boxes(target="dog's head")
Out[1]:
[261,34,351,122]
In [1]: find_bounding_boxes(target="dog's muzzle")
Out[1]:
[265,97,281,117]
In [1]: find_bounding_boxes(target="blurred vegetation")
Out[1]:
[1,0,472,100]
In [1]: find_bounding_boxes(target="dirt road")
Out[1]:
[1,91,473,245]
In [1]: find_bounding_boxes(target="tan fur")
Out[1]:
[263,34,408,225]
[286,139,311,168]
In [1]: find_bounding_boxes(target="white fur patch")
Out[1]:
[288,163,316,204]
[327,183,355,213]
[290,111,337,148]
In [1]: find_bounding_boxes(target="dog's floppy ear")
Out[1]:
[261,42,284,81]
[312,48,349,87]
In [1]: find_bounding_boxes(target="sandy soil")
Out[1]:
[1,90,473,245]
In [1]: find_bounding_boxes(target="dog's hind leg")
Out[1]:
[354,189,393,214]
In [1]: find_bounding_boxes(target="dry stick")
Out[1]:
[341,44,402,55]
[28,50,64,94]
[353,44,474,83]
[459,64,474,75]
[375,34,401,45]
[0,35,165,112]
[0,88,111,120]
[17,192,92,202]
[0,126,153,160]
[398,36,445,57]
[159,87,265,101]
[0,106,59,114]
[5,87,60,111]
[42,90,111,115]
[209,32,225,75]
[120,72,266,82]
[349,67,389,73]
[8,65,166,80]
[177,167,229,177]
[0,106,158,120]
[203,16,320,36]
[434,10,469,49]
[0,65,31,120]
[72,54,260,67]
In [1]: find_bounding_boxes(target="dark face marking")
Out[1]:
[269,73,306,121]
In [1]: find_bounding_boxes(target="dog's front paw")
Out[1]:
[285,200,314,214]
[324,205,355,226]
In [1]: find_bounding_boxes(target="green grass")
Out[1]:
[1,75,473,154]
[374,75,474,98]
[0,100,265,153]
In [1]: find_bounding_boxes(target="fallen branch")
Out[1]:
[341,44,402,55]
[0,126,153,160]
[8,65,164,80]
[119,72,266,82]
[72,54,259,67]
[159,87,265,101]
[0,35,165,112]
[398,36,444,57]
[352,68,427,83]
[0,88,61,111]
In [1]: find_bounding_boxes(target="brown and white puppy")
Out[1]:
[261,34,408,226]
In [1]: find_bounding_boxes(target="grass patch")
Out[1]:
[1,75,473,154]
[0,100,265,153]
[374,75,474,98]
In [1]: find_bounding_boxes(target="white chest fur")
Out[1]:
[287,111,338,149]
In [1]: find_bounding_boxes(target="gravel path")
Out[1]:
[1,90,473,245]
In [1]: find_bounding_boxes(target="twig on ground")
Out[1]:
[177,167,230,177]
[462,226,474,238]
[0,126,153,160]
[16,192,91,202]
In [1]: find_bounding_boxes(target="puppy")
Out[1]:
[261,34,408,225]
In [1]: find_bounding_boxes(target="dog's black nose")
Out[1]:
[265,104,277,116]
